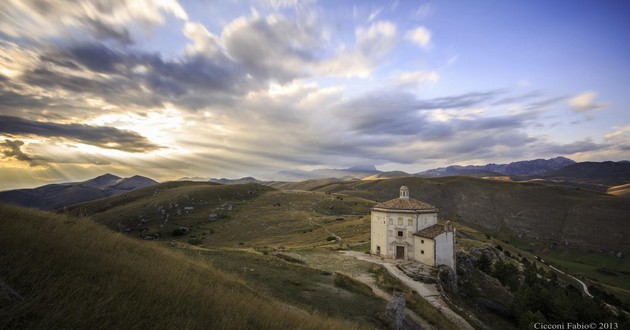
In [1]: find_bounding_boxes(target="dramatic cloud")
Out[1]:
[318,20,398,78]
[0,0,188,43]
[569,91,606,112]
[338,89,532,138]
[183,22,222,57]
[0,1,626,190]
[222,13,321,82]
[0,116,161,153]
[0,139,36,165]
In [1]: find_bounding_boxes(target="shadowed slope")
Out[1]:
[290,176,630,253]
[0,203,361,329]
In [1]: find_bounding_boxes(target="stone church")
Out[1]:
[371,186,455,269]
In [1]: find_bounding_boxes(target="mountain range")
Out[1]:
[2,157,629,212]
[416,156,576,177]
[0,173,157,210]
[207,157,629,185]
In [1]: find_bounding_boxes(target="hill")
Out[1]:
[284,176,630,253]
[0,173,158,210]
[0,203,364,329]
[608,183,630,197]
[363,171,411,180]
[62,181,375,248]
[539,161,630,185]
[272,165,380,181]
[417,157,575,177]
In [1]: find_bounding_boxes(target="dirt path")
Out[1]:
[307,217,341,241]
[343,251,474,330]
[548,265,593,298]
[353,273,436,330]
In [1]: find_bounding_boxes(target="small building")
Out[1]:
[371,186,455,269]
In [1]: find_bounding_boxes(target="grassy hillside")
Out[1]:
[0,174,157,210]
[286,176,630,253]
[64,182,375,249]
[0,203,369,329]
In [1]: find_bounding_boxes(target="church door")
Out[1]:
[395,246,405,259]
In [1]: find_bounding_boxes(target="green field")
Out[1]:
[54,180,630,326]
[0,203,371,329]
[543,248,630,303]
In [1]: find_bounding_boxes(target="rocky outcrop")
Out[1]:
[385,291,406,330]
[452,248,513,322]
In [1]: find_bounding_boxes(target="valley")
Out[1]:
[2,172,629,329]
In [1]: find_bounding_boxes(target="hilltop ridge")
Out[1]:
[0,174,158,210]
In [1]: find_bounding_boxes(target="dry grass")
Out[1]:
[0,203,364,329]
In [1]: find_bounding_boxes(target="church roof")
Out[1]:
[373,197,436,211]
[414,224,446,239]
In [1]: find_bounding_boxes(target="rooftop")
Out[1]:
[414,224,446,239]
[372,185,437,211]
[373,198,437,211]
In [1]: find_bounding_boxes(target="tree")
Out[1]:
[519,310,546,330]
[476,253,492,274]
[492,260,519,290]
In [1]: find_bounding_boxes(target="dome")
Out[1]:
[373,198,436,211]
[372,186,437,211]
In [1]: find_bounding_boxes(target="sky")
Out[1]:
[0,0,629,189]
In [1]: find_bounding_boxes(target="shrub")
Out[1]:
[171,228,189,236]
[188,238,202,245]
[476,253,492,274]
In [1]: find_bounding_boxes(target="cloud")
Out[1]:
[405,26,431,48]
[412,3,435,20]
[258,0,314,10]
[0,0,188,43]
[6,41,249,113]
[367,7,383,22]
[222,13,321,82]
[0,139,37,165]
[541,139,607,155]
[392,70,439,89]
[337,89,514,137]
[569,91,606,112]
[356,21,397,57]
[183,22,223,57]
[605,125,630,141]
[0,116,161,153]
[318,21,397,78]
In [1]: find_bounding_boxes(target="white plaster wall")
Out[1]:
[386,212,416,259]
[434,231,455,269]
[413,236,434,266]
[372,209,440,262]
[370,210,388,257]
[416,213,438,231]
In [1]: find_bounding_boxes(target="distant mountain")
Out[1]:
[209,177,264,185]
[273,165,380,181]
[0,173,158,210]
[362,171,412,180]
[347,164,378,172]
[417,157,575,177]
[177,176,213,181]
